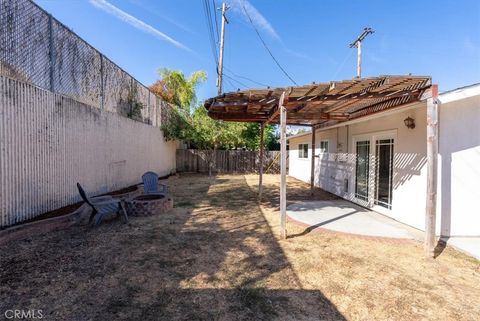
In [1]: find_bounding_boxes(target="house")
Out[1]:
[205,76,479,256]
[287,83,480,238]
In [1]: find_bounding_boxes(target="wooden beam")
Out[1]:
[295,85,319,101]
[348,94,417,120]
[210,101,249,107]
[266,95,289,124]
[419,85,436,100]
[258,122,265,200]
[294,84,334,103]
[310,126,316,196]
[266,105,279,123]
[425,85,439,258]
[287,112,348,120]
[208,112,268,122]
[279,92,287,239]
[322,97,362,114]
[284,89,423,106]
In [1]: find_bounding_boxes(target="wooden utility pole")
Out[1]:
[258,122,265,200]
[425,85,439,257]
[349,27,374,78]
[356,41,362,78]
[217,2,228,95]
[279,92,287,239]
[310,126,316,195]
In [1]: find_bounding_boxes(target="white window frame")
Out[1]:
[318,140,329,153]
[298,143,309,159]
[350,129,397,215]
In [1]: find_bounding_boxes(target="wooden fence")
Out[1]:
[176,149,285,174]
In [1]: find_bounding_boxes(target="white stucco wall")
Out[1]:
[288,86,480,236]
[438,86,480,236]
[289,104,429,231]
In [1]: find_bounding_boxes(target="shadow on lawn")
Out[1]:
[258,179,340,211]
[0,174,345,320]
[287,209,360,239]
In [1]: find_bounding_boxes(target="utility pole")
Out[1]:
[217,2,229,95]
[349,27,374,78]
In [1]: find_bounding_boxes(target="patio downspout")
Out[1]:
[425,84,439,258]
[258,122,265,200]
[310,125,316,195]
[279,92,287,239]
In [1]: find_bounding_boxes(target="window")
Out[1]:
[319,140,329,153]
[298,143,309,158]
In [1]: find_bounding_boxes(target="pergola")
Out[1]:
[204,75,439,257]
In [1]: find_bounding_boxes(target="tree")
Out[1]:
[241,123,279,151]
[189,106,245,175]
[151,68,207,143]
[150,68,207,114]
[153,68,278,175]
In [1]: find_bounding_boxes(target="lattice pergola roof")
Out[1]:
[205,75,432,128]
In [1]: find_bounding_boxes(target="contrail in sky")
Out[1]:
[230,0,280,41]
[89,0,193,53]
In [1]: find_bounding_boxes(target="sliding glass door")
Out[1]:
[353,131,396,211]
[355,140,370,201]
[374,139,394,209]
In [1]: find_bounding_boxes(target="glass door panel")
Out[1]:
[375,139,394,209]
[355,140,370,201]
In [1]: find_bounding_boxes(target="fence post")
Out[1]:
[196,150,199,173]
[48,14,56,93]
[425,87,439,258]
[279,92,287,239]
[259,122,265,199]
[310,126,316,195]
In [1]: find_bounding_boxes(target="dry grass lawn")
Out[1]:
[0,173,479,321]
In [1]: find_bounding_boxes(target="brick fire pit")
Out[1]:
[124,194,173,217]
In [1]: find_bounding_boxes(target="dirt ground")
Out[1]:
[0,174,479,321]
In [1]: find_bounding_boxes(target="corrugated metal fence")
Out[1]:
[176,149,282,174]
[0,76,176,228]
[0,0,172,125]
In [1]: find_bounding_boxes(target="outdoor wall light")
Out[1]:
[404,117,415,129]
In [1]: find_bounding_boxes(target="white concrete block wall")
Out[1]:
[0,76,176,227]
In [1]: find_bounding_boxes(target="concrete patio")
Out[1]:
[287,200,424,240]
[287,200,480,260]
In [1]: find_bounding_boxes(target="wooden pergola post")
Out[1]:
[310,126,316,195]
[425,85,439,257]
[279,92,287,239]
[258,122,265,200]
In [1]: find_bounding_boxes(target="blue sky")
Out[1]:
[36,0,480,102]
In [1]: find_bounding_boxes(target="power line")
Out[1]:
[240,0,297,86]
[207,0,218,61]
[223,73,249,89]
[223,76,236,91]
[211,0,220,42]
[224,66,269,87]
[202,0,218,69]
